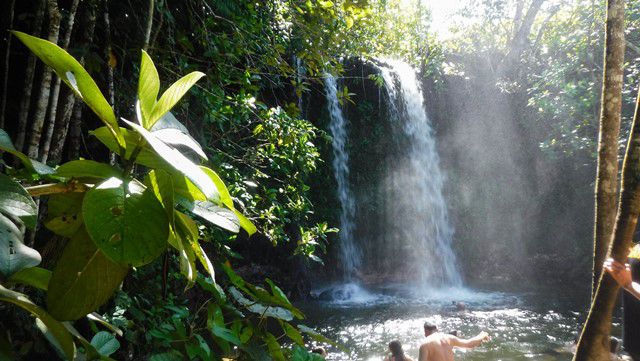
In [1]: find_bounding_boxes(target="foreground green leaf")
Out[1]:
[90,331,120,357]
[184,200,240,233]
[8,267,51,290]
[138,50,160,127]
[0,284,76,360]
[0,173,37,229]
[0,213,41,277]
[47,228,129,321]
[45,192,84,238]
[91,127,170,169]
[82,177,169,266]
[201,167,256,235]
[123,119,218,200]
[12,31,124,149]
[56,160,122,179]
[147,71,205,128]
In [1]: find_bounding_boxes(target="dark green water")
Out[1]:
[300,284,616,360]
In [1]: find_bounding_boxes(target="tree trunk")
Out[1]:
[499,0,545,76]
[26,0,61,160]
[15,0,46,152]
[0,0,16,129]
[142,0,154,51]
[39,0,80,163]
[50,0,98,164]
[591,0,625,300]
[67,100,83,160]
[512,0,524,39]
[575,86,640,361]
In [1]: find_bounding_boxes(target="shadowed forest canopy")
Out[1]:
[1,0,640,360]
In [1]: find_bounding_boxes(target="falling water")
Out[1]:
[379,59,462,287]
[325,75,361,279]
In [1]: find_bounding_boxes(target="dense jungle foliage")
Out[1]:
[1,0,640,359]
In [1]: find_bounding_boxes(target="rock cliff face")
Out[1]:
[304,58,593,288]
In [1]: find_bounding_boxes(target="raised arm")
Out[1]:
[447,331,490,348]
[605,258,640,300]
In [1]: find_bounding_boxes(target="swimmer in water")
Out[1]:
[418,322,490,361]
[385,340,414,361]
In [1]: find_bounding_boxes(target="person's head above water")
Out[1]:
[388,340,405,359]
[424,321,438,337]
[311,347,327,357]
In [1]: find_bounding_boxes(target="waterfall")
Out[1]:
[379,59,462,287]
[325,75,361,279]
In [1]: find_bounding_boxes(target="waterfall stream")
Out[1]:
[379,59,462,287]
[325,60,462,292]
[325,74,361,280]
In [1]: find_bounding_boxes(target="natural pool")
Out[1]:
[300,283,615,361]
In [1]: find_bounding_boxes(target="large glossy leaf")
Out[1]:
[123,119,218,200]
[47,228,129,321]
[45,193,84,238]
[0,285,76,360]
[0,173,37,229]
[185,200,240,233]
[0,213,41,277]
[91,126,170,169]
[138,50,160,127]
[56,160,122,179]
[171,173,207,202]
[8,267,52,290]
[147,71,205,128]
[175,211,217,283]
[201,167,256,235]
[172,212,197,283]
[150,111,188,133]
[147,170,175,224]
[12,31,124,149]
[82,177,169,266]
[153,128,208,160]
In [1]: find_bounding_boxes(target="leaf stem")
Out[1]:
[25,181,90,197]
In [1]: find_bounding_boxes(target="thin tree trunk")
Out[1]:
[67,100,83,160]
[149,2,164,50]
[0,0,16,129]
[103,0,118,166]
[104,0,115,107]
[26,0,61,160]
[50,0,98,164]
[591,0,625,300]
[142,0,154,51]
[575,86,640,361]
[40,0,80,163]
[512,0,524,39]
[499,0,545,76]
[574,1,626,358]
[15,0,46,152]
